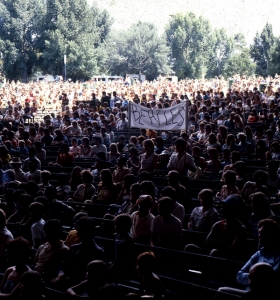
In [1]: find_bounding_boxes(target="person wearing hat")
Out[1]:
[156,150,170,171]
[10,157,27,182]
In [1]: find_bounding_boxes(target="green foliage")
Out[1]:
[223,49,256,78]
[0,2,280,81]
[268,37,280,76]
[107,22,172,80]
[166,13,213,79]
[42,0,112,80]
[206,28,235,78]
[250,23,274,76]
[0,0,46,81]
[0,0,112,81]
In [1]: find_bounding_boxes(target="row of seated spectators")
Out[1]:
[0,94,279,297]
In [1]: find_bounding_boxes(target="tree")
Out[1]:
[165,13,213,79]
[223,49,256,78]
[206,28,235,78]
[268,37,280,76]
[41,0,112,80]
[107,22,172,80]
[250,23,274,76]
[0,0,46,81]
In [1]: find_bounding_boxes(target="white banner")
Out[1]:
[129,102,187,130]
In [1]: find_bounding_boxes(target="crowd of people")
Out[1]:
[0,74,279,298]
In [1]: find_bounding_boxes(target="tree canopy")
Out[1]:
[0,3,280,81]
[106,22,172,80]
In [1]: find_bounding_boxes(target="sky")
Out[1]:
[88,0,280,44]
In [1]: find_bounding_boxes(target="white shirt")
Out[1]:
[130,212,154,239]
[31,219,46,246]
[172,202,185,222]
[14,169,27,182]
[167,152,196,176]
[91,144,107,157]
[0,227,13,256]
[67,125,81,135]
[151,215,182,245]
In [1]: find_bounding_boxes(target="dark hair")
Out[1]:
[75,216,95,240]
[158,197,174,214]
[44,185,57,199]
[138,171,152,182]
[140,180,155,198]
[161,186,177,200]
[175,138,186,151]
[208,148,218,159]
[20,271,44,295]
[29,202,45,219]
[137,251,156,273]
[224,170,236,183]
[253,170,269,182]
[100,169,113,186]
[233,161,246,171]
[251,192,271,217]
[81,169,94,182]
[198,189,214,207]
[6,237,31,262]
[43,219,62,241]
[129,147,138,156]
[143,139,155,152]
[258,219,280,239]
[94,136,102,144]
[60,143,69,152]
[114,213,132,231]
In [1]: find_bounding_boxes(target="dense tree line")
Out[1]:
[0,0,279,81]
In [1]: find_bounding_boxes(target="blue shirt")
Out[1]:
[237,247,280,287]
[212,112,220,120]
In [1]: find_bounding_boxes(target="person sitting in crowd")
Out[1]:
[54,217,104,287]
[188,189,219,232]
[217,170,240,201]
[161,186,185,222]
[113,156,131,185]
[0,237,31,294]
[69,170,95,203]
[150,197,182,248]
[111,214,134,279]
[34,219,69,283]
[204,148,221,173]
[167,138,196,176]
[56,173,71,201]
[29,202,46,249]
[138,139,158,173]
[132,252,166,299]
[219,219,280,296]
[130,195,154,244]
[249,192,274,237]
[91,136,107,158]
[49,143,73,168]
[241,170,270,204]
[185,195,247,260]
[95,169,118,204]
[0,209,14,264]
[66,260,119,299]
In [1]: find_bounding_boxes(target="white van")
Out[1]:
[36,75,56,82]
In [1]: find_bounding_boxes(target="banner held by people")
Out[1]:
[129,102,187,130]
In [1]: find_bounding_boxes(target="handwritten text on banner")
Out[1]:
[129,102,187,130]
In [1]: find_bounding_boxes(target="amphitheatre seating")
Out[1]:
[92,236,246,290]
